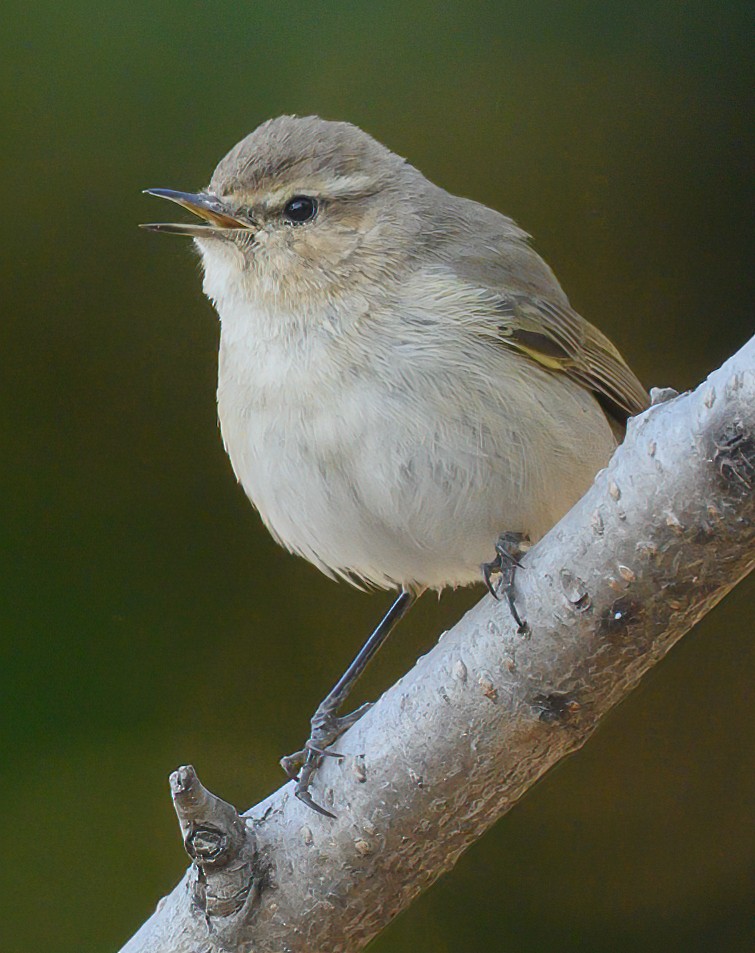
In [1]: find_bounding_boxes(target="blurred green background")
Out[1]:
[1,1,753,951]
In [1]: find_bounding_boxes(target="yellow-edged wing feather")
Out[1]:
[496,295,649,428]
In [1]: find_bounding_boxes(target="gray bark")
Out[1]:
[120,336,755,953]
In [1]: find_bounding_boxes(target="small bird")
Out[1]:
[143,115,648,816]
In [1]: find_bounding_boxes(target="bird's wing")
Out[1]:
[493,293,650,428]
[430,202,649,428]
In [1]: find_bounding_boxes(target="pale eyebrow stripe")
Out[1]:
[248,173,376,206]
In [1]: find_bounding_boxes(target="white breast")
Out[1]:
[206,254,616,591]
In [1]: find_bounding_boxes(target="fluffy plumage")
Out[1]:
[163,116,649,590]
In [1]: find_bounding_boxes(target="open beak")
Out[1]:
[140,188,251,237]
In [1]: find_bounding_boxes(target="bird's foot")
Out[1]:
[482,531,530,634]
[280,701,373,818]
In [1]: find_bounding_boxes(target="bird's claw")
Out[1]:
[281,702,374,816]
[481,532,530,634]
[306,741,345,758]
[294,786,336,819]
[482,558,501,599]
[280,749,307,780]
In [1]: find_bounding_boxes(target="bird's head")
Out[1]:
[143,115,433,313]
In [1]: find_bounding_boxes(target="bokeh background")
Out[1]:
[1,2,753,951]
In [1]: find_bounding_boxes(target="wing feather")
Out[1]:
[496,294,649,426]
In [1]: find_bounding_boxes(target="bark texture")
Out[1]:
[121,337,755,953]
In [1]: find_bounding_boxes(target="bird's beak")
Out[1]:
[140,188,251,237]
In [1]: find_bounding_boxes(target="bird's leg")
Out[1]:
[280,588,418,818]
[482,531,530,635]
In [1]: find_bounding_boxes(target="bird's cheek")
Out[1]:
[309,228,361,268]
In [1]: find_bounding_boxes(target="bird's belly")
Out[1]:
[218,356,616,590]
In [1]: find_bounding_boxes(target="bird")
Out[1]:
[143,115,649,816]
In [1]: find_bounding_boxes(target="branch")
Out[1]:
[120,337,755,953]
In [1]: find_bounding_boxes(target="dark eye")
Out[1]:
[283,196,318,224]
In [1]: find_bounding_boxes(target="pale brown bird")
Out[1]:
[143,116,648,815]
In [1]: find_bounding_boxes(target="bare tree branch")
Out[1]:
[120,336,755,953]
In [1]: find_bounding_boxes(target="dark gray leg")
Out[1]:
[281,588,418,817]
[482,531,530,634]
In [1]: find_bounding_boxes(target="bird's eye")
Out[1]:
[283,196,318,225]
